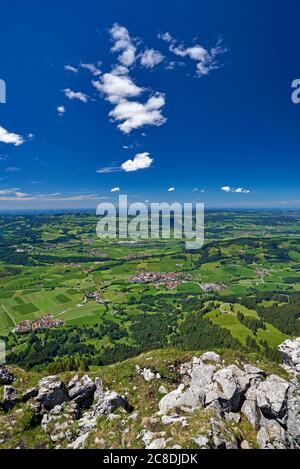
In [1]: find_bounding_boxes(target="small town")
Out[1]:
[81,290,106,304]
[13,315,64,334]
[130,271,192,289]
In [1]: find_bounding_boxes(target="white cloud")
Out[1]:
[110,187,120,192]
[171,42,225,76]
[80,62,102,76]
[158,32,173,43]
[92,73,143,104]
[110,93,166,134]
[57,105,65,116]
[111,65,129,76]
[140,49,164,68]
[159,33,227,77]
[221,186,250,194]
[64,64,79,73]
[168,187,175,192]
[171,44,208,61]
[234,187,251,193]
[0,125,24,146]
[121,152,153,172]
[110,23,136,67]
[64,88,89,102]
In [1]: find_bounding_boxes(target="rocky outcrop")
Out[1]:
[278,337,300,376]
[257,419,296,449]
[36,376,69,410]
[36,373,130,448]
[159,353,263,415]
[67,375,96,408]
[158,353,300,449]
[41,402,80,443]
[77,389,129,437]
[0,365,14,385]
[2,350,300,450]
[255,375,290,421]
[22,387,38,402]
[3,385,17,411]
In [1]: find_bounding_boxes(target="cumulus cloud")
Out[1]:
[121,152,153,172]
[110,187,120,192]
[91,24,167,134]
[168,187,175,192]
[57,105,65,116]
[110,93,166,134]
[140,49,164,68]
[110,23,136,67]
[64,64,78,73]
[221,186,250,194]
[80,62,102,76]
[0,125,24,146]
[92,73,143,104]
[64,88,89,102]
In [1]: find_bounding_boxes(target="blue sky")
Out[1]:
[0,0,300,209]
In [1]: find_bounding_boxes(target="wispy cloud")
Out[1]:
[221,186,251,194]
[5,166,21,172]
[159,32,227,77]
[0,190,108,201]
[96,166,121,174]
[0,188,27,198]
[80,62,102,76]
[64,88,89,102]
[64,64,79,73]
